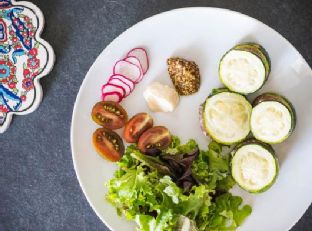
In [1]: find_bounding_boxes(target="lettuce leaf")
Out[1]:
[192,141,235,192]
[106,139,251,231]
[165,136,198,155]
[107,167,212,231]
[135,210,175,231]
[197,193,252,231]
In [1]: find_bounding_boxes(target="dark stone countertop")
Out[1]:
[1,0,311,230]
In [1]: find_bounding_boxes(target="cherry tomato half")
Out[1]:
[92,128,125,162]
[91,101,128,130]
[138,126,172,153]
[123,113,154,143]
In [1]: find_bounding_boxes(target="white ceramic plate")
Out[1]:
[71,7,312,231]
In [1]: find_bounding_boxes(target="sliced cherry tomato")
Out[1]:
[123,113,153,143]
[138,126,172,153]
[91,101,128,130]
[92,128,125,162]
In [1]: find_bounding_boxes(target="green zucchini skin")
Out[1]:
[210,87,232,96]
[231,139,279,193]
[252,93,296,139]
[218,42,271,94]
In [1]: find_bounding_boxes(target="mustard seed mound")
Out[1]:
[167,57,201,95]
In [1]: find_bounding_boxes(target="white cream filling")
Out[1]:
[204,92,251,143]
[251,101,292,143]
[220,50,266,93]
[232,144,276,191]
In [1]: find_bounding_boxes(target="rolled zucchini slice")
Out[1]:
[219,43,270,94]
[231,139,279,193]
[201,89,252,145]
[251,93,296,144]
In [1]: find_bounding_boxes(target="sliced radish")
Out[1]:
[124,56,143,73]
[109,78,131,96]
[102,91,122,102]
[123,56,144,82]
[109,74,135,91]
[113,60,142,83]
[100,47,149,101]
[102,83,125,98]
[127,48,149,74]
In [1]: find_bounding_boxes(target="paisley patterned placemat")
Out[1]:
[0,0,55,133]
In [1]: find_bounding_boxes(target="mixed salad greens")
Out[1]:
[106,137,252,231]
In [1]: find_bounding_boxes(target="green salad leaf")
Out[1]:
[106,138,251,231]
[192,141,235,191]
[197,193,252,231]
[165,136,198,155]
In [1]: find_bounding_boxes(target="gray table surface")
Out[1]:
[1,0,312,230]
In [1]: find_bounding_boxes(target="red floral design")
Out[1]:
[14,45,22,50]
[0,68,6,75]
[27,58,40,69]
[8,82,16,89]
[28,48,38,57]
[22,78,34,91]
[23,68,31,77]
[0,60,16,86]
[0,105,9,113]
[20,95,26,101]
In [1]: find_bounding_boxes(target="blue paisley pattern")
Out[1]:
[0,0,43,126]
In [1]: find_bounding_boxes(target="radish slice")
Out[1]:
[127,48,149,74]
[113,60,142,83]
[123,56,144,82]
[109,74,135,91]
[124,56,143,73]
[102,91,122,102]
[102,83,125,98]
[109,78,131,96]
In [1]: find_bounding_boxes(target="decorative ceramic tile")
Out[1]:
[0,0,55,133]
